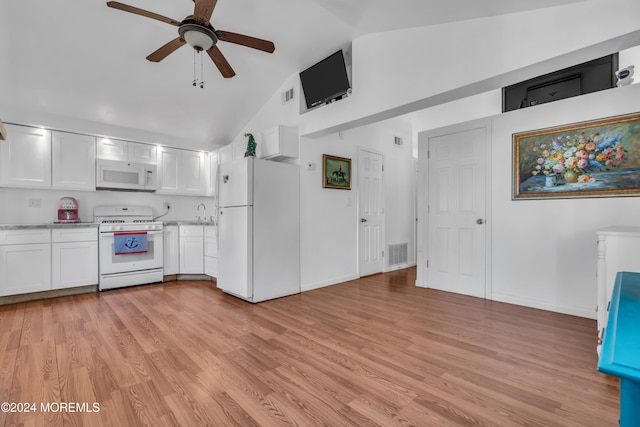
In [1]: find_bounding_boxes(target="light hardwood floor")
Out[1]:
[0,267,619,426]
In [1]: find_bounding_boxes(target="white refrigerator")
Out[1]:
[217,156,300,302]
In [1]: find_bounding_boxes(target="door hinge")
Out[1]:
[427,150,430,159]
[426,260,429,268]
[382,250,385,257]
[382,164,385,172]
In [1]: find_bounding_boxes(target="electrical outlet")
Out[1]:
[28,198,42,208]
[164,201,171,210]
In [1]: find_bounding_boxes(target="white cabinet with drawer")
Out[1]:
[0,229,52,296]
[179,225,204,274]
[51,227,98,289]
[163,225,179,276]
[204,225,218,278]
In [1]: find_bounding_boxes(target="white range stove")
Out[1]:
[94,205,164,291]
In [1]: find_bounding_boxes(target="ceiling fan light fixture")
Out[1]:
[179,24,217,51]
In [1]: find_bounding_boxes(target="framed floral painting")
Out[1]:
[322,154,351,189]
[513,112,640,199]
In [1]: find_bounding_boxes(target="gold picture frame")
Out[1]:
[513,112,640,199]
[322,154,351,190]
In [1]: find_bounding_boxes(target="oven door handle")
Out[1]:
[100,230,163,237]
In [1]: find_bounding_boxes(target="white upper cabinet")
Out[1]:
[129,142,157,164]
[97,138,157,165]
[157,147,180,193]
[260,125,299,161]
[157,147,207,195]
[0,124,52,188]
[52,131,96,190]
[218,144,234,165]
[181,150,207,195]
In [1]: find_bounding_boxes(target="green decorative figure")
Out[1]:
[244,132,256,157]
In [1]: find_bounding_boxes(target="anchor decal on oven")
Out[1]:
[125,237,140,249]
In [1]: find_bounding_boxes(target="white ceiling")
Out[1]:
[0,0,586,151]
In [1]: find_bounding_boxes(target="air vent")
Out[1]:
[388,243,408,266]
[393,136,404,147]
[282,88,294,104]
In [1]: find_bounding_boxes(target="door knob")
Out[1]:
[476,218,484,225]
[361,218,367,223]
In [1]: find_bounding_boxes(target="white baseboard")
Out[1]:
[301,274,360,292]
[491,293,597,319]
[384,262,416,273]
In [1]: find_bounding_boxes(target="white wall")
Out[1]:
[417,83,640,318]
[0,187,214,224]
[490,83,640,318]
[300,117,415,291]
[300,0,640,137]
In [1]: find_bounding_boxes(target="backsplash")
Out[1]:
[0,187,215,224]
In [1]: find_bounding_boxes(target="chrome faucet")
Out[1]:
[196,203,206,222]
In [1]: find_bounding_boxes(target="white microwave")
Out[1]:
[96,159,157,191]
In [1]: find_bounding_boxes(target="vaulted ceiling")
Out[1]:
[0,0,587,151]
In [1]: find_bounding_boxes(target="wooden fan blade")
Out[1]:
[193,0,218,26]
[207,46,236,78]
[146,38,186,62]
[216,31,275,53]
[106,1,181,26]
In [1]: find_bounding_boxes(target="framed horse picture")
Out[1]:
[323,154,352,190]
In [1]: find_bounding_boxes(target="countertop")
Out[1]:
[0,222,99,230]
[0,221,216,230]
[163,220,216,226]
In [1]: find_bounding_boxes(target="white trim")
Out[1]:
[383,261,416,273]
[301,274,360,292]
[491,292,597,319]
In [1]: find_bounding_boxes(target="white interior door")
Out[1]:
[427,127,486,298]
[358,148,384,276]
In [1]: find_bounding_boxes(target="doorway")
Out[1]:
[420,124,490,298]
[358,147,385,277]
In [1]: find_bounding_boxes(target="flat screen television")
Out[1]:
[300,50,351,109]
[502,54,618,112]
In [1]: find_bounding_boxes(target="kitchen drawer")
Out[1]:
[179,225,204,237]
[0,229,51,245]
[52,227,98,243]
[204,225,217,238]
[204,255,218,278]
[204,237,218,257]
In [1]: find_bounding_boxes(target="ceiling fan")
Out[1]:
[106,0,275,79]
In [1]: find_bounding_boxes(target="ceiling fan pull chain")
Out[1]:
[193,49,197,87]
[200,52,205,88]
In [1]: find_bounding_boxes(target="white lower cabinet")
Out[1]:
[204,225,218,278]
[51,228,98,289]
[0,229,51,296]
[596,227,640,354]
[163,225,179,275]
[179,225,204,274]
